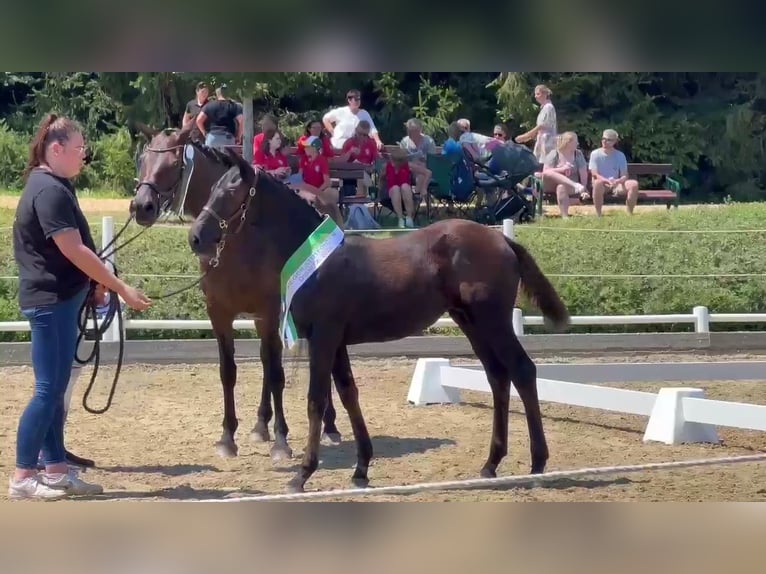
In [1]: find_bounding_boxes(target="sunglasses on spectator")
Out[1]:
[493,133,505,138]
[348,96,360,101]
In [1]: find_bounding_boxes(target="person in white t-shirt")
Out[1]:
[323,89,384,151]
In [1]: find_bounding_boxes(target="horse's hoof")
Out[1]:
[286,479,304,495]
[480,467,497,479]
[215,441,238,458]
[352,467,369,489]
[530,464,546,475]
[270,443,293,463]
[352,477,370,489]
[321,432,342,446]
[250,426,271,443]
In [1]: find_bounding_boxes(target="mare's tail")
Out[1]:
[505,238,570,333]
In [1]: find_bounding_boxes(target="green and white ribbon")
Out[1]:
[279,215,345,349]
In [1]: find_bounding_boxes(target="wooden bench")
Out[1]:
[625,163,680,207]
[534,161,681,215]
[278,146,374,210]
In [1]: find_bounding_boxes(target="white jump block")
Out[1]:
[643,388,721,446]
[407,358,658,415]
[407,358,460,405]
[408,358,765,447]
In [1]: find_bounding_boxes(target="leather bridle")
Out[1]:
[200,184,258,268]
[134,143,186,215]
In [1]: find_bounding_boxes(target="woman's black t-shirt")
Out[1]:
[13,168,97,308]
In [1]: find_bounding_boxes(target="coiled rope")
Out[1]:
[75,216,205,415]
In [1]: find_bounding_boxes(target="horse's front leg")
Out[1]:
[256,322,293,462]
[251,320,273,444]
[210,307,239,458]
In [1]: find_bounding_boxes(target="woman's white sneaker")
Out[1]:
[41,469,103,496]
[8,476,70,500]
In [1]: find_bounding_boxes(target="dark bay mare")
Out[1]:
[130,123,343,461]
[188,149,571,494]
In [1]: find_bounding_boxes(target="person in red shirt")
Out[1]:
[339,120,378,197]
[294,136,343,226]
[340,120,378,165]
[253,130,292,181]
[296,119,335,171]
[252,113,278,161]
[383,147,416,228]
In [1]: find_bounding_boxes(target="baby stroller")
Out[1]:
[467,142,541,225]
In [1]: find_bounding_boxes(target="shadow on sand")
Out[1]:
[98,464,222,477]
[273,434,456,473]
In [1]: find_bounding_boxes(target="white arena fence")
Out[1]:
[2,216,766,340]
[3,218,766,501]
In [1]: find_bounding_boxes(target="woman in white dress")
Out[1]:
[515,84,557,162]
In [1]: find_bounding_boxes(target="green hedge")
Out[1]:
[0,121,136,193]
[2,203,766,341]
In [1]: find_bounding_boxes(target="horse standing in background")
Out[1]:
[129,123,343,462]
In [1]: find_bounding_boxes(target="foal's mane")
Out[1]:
[253,168,324,222]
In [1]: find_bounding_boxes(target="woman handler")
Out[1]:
[9,113,151,499]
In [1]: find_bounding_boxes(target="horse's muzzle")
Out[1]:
[188,224,217,258]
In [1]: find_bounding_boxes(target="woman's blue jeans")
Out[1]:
[16,288,87,469]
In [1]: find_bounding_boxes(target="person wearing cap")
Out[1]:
[295,136,344,226]
[588,128,639,216]
[296,119,335,172]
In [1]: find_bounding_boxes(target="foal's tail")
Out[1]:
[505,238,570,333]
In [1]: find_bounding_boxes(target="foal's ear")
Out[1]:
[175,123,193,147]
[134,121,159,140]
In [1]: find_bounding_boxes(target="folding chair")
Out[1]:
[425,152,478,221]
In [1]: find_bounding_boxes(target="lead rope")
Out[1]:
[77,213,210,415]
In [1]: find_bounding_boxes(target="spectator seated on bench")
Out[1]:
[296,119,336,170]
[292,136,343,226]
[338,120,379,197]
[540,131,588,219]
[588,128,640,216]
[253,130,293,183]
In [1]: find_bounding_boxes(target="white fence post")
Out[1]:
[100,216,122,343]
[512,308,524,335]
[693,306,710,333]
[502,218,514,240]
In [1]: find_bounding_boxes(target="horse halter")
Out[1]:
[201,185,258,268]
[134,143,186,214]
